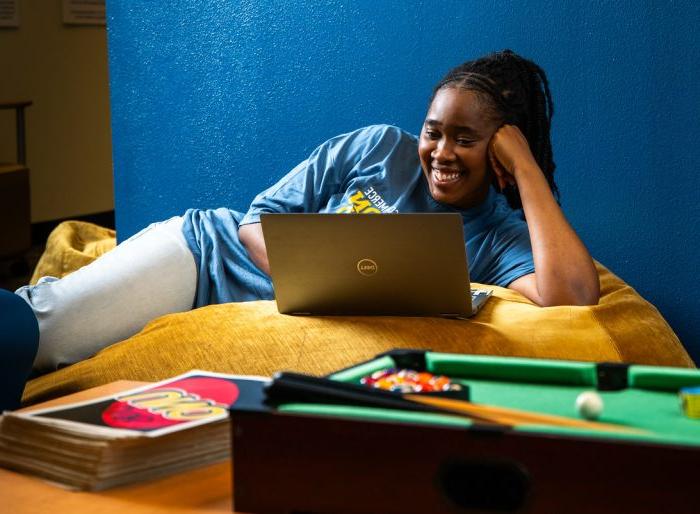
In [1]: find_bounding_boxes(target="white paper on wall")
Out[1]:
[62,0,105,26]
[0,0,19,28]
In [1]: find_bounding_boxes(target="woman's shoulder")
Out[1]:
[318,124,418,165]
[327,124,417,148]
[356,123,417,141]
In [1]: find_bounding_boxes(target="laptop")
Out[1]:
[260,213,492,318]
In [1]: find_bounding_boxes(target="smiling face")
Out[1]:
[419,88,501,210]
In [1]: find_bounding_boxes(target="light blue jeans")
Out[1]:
[16,217,197,373]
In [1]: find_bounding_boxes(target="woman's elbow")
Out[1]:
[538,281,600,307]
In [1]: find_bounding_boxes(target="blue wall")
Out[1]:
[106,1,700,360]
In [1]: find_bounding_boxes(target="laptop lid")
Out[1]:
[261,213,475,317]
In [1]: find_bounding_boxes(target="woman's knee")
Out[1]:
[13,218,197,372]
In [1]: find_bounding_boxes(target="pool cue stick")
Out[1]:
[405,394,648,435]
[266,372,510,426]
[267,372,647,435]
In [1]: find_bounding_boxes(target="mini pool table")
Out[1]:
[230,350,700,513]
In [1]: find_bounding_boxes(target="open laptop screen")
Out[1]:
[261,213,477,317]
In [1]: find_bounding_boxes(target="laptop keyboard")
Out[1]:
[471,289,491,301]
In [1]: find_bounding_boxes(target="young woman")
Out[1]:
[11,49,599,384]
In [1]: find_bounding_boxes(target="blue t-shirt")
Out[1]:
[182,125,534,307]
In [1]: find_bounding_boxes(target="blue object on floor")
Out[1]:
[0,288,39,411]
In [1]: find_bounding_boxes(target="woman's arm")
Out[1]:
[489,125,600,306]
[239,223,271,275]
[238,126,393,275]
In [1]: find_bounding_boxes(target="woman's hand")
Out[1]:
[488,125,600,307]
[488,124,540,190]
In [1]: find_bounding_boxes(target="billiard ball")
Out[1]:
[576,391,604,420]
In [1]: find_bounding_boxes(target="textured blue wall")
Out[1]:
[106,1,700,360]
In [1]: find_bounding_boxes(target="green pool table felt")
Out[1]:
[280,352,700,447]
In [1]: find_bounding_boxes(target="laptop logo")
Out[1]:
[357,258,378,276]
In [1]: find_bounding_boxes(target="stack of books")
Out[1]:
[0,371,268,490]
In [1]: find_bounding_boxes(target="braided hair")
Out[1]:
[430,49,558,209]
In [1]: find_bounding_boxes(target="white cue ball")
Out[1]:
[576,391,604,420]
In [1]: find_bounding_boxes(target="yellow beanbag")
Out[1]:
[22,221,693,405]
[30,221,116,285]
